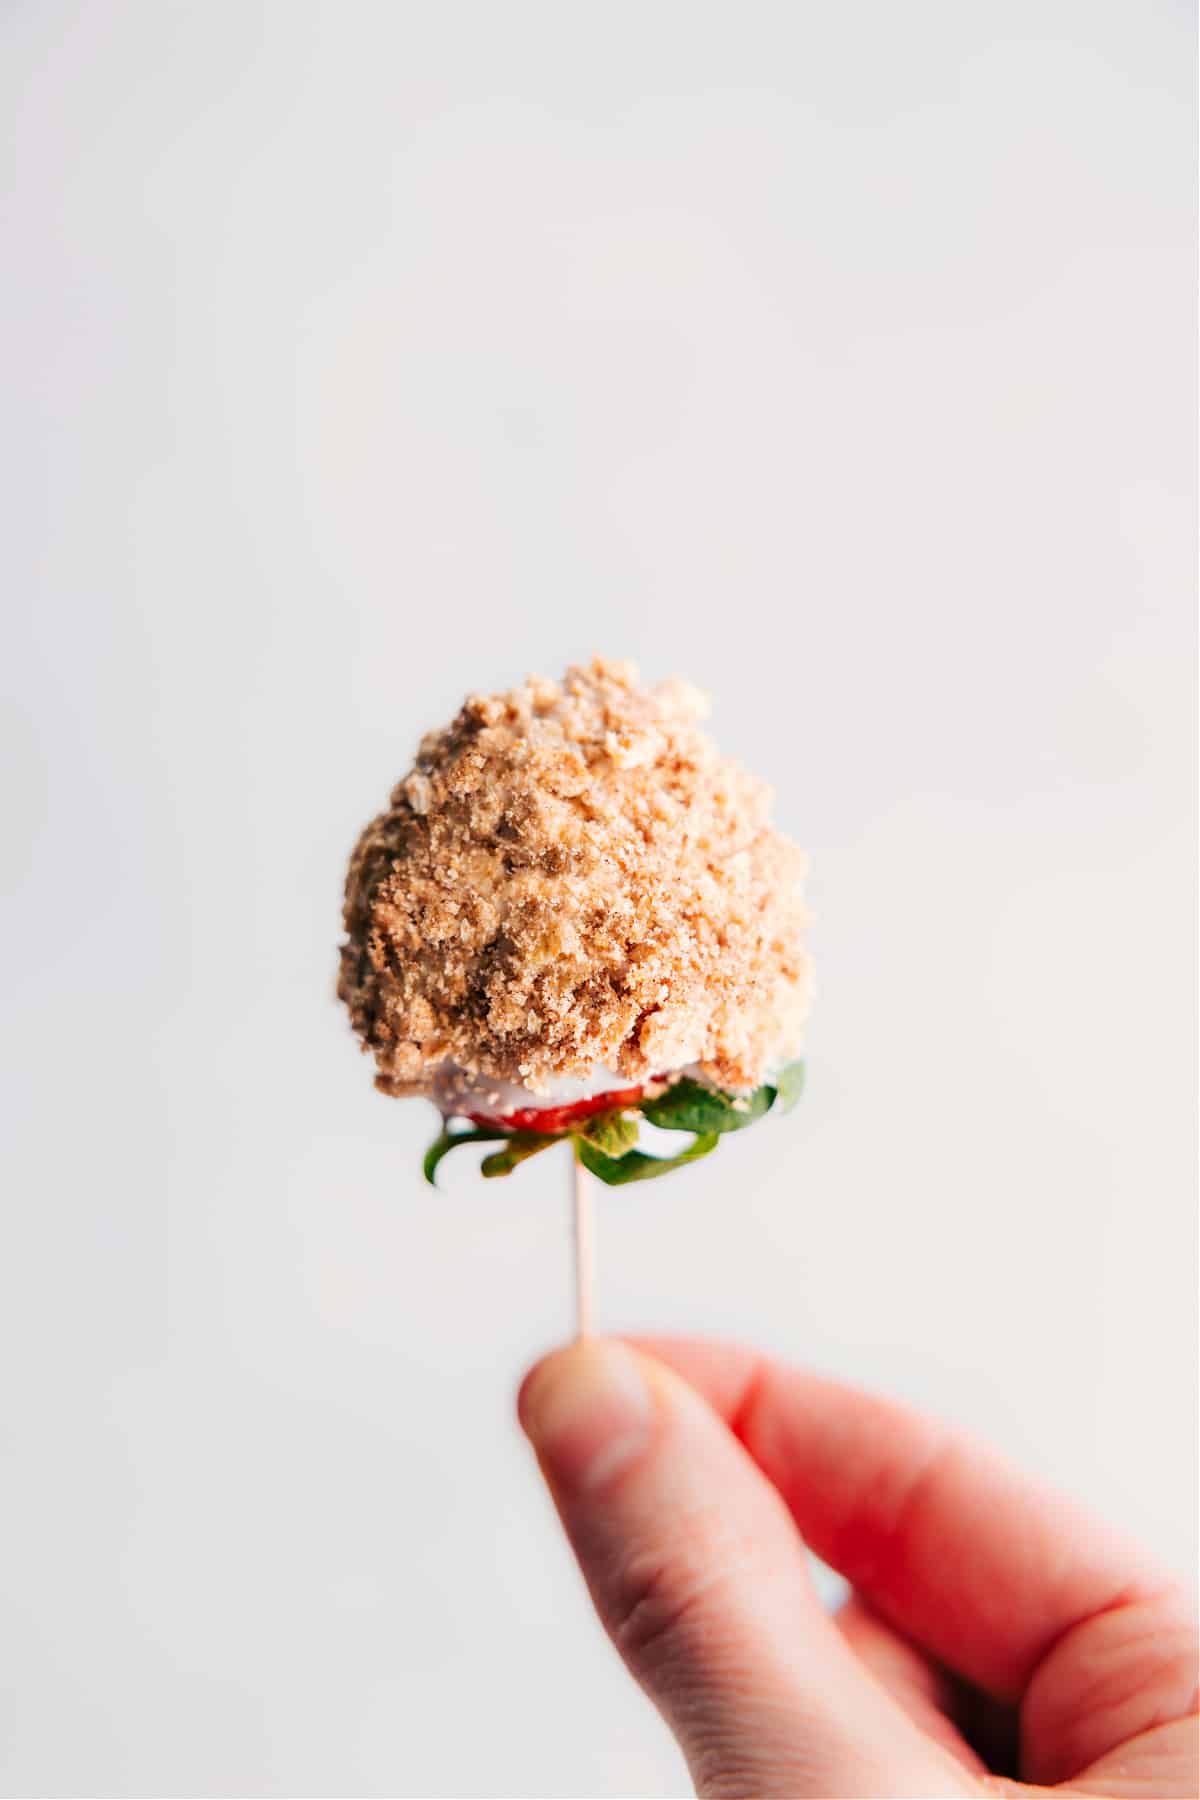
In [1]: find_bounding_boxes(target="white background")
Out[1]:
[2,3,1196,1795]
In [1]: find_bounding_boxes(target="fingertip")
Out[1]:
[518,1338,657,1491]
[515,1343,567,1427]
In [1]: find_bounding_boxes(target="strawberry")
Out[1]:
[424,1062,804,1188]
[465,1084,646,1135]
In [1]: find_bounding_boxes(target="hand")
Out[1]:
[518,1337,1197,1798]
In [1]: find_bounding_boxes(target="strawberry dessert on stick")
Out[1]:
[337,657,810,1326]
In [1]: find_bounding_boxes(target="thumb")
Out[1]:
[518,1339,966,1799]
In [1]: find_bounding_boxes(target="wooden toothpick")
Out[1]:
[571,1145,595,1340]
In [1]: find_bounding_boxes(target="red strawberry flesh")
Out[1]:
[465,1083,646,1135]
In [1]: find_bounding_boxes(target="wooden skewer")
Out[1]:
[571,1146,595,1340]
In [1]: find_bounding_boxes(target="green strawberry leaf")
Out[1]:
[773,1059,805,1114]
[575,1130,720,1185]
[423,1122,510,1187]
[424,1059,805,1187]
[480,1133,557,1178]
[576,1111,640,1156]
[640,1076,774,1135]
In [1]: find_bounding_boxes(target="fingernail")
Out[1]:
[519,1340,654,1490]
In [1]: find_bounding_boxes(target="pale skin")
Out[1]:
[518,1338,1198,1799]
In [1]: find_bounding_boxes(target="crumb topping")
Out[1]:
[338,656,811,1096]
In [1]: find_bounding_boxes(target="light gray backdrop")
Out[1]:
[2,3,1195,1795]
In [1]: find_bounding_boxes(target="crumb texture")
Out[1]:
[338,657,811,1095]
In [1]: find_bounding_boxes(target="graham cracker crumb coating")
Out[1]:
[338,657,811,1096]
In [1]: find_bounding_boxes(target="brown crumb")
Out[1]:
[338,656,811,1096]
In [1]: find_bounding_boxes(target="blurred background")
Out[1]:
[2,3,1196,1795]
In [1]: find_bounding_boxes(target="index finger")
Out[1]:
[629,1335,1167,1702]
